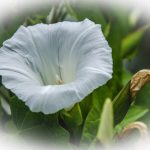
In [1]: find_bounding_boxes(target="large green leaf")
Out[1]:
[97,99,114,144]
[10,96,44,130]
[19,115,69,143]
[10,96,70,143]
[114,105,149,134]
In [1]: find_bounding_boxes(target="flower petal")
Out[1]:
[57,18,112,96]
[3,24,61,85]
[0,19,112,114]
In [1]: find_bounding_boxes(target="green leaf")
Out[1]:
[121,25,149,58]
[79,94,93,119]
[106,20,123,97]
[113,82,131,125]
[114,105,149,134]
[24,16,46,26]
[0,86,11,103]
[18,124,52,142]
[10,96,29,129]
[4,120,18,134]
[92,85,112,110]
[80,107,100,144]
[60,104,83,144]
[64,0,78,19]
[10,97,70,143]
[20,111,44,130]
[0,87,11,123]
[107,22,122,63]
[135,83,150,127]
[122,68,132,86]
[135,83,150,109]
[19,123,69,144]
[80,85,112,144]
[97,99,113,144]
[19,114,70,143]
[104,23,111,38]
[46,2,67,24]
[61,104,83,128]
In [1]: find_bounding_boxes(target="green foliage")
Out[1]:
[113,82,131,125]
[135,83,150,127]
[9,96,69,143]
[81,107,100,144]
[61,104,83,128]
[19,115,69,144]
[79,94,93,119]
[114,105,149,134]
[80,85,112,145]
[47,2,67,23]
[0,87,11,124]
[10,97,29,129]
[135,83,150,109]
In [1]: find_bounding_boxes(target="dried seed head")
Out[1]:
[130,69,150,98]
[118,121,148,140]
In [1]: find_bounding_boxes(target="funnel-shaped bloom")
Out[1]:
[0,19,112,114]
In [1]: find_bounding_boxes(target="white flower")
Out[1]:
[0,19,112,114]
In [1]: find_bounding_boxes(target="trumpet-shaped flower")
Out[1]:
[0,19,112,114]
